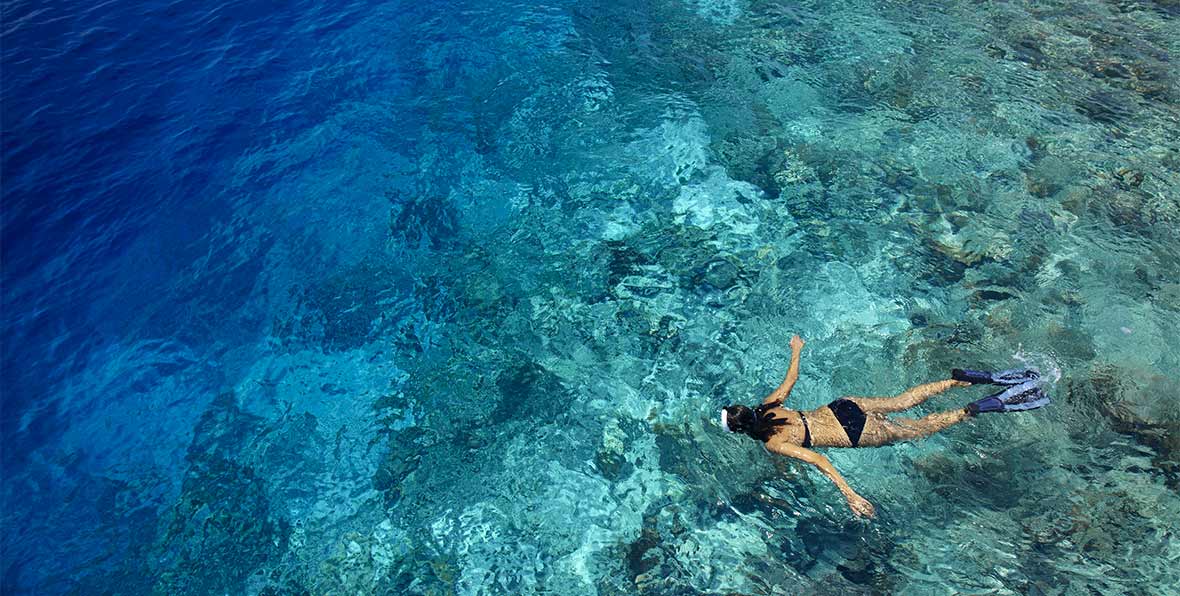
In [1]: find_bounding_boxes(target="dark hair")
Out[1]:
[723,403,785,442]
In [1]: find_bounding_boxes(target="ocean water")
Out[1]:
[2,0,1179,593]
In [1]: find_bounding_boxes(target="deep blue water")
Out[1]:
[3,0,1179,593]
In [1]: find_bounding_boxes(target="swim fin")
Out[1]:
[967,380,1050,415]
[952,368,1040,386]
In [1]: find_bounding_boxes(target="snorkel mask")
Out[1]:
[720,408,732,432]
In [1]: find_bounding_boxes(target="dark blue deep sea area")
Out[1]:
[3,0,1179,593]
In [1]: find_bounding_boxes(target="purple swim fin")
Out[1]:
[967,380,1050,415]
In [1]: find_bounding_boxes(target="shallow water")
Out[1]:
[2,0,1179,593]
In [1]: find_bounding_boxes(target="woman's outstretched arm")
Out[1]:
[763,335,805,405]
[768,440,875,518]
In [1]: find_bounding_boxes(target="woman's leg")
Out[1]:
[857,408,971,446]
[851,379,968,413]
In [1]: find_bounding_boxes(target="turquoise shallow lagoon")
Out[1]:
[2,0,1178,593]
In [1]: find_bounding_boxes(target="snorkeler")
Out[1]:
[720,335,1049,518]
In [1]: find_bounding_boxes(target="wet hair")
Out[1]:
[721,403,786,442]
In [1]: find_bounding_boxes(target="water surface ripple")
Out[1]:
[3,0,1178,593]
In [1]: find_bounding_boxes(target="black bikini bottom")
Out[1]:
[828,398,867,447]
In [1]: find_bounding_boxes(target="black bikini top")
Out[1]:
[799,411,812,448]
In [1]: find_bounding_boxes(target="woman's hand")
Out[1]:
[847,494,875,518]
[789,335,805,351]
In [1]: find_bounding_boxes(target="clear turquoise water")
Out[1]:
[3,0,1179,593]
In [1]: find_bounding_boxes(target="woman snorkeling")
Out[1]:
[720,335,1049,518]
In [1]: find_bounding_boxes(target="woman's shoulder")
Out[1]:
[759,404,795,418]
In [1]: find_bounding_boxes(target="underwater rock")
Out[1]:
[623,507,693,594]
[671,165,764,230]
[714,131,785,198]
[1017,207,1055,233]
[1022,154,1076,199]
[1088,57,1132,80]
[1024,174,1060,199]
[688,256,753,308]
[388,194,460,251]
[1151,283,1180,312]
[312,525,408,595]
[1012,37,1050,69]
[1067,366,1180,487]
[974,288,1017,302]
[629,223,742,295]
[601,227,728,304]
[1025,135,1047,162]
[910,452,961,499]
[927,218,1013,269]
[625,521,663,579]
[1113,167,1145,189]
[835,556,895,592]
[655,433,694,480]
[794,515,882,573]
[911,450,1024,510]
[612,271,676,300]
[372,430,425,508]
[1099,187,1153,230]
[698,257,741,291]
[594,448,630,482]
[987,35,1051,70]
[1027,475,1178,585]
[610,301,686,359]
[728,488,799,522]
[491,358,567,424]
[153,392,290,594]
[1042,320,1097,363]
[275,259,411,352]
[458,263,508,313]
[258,580,313,596]
[774,146,821,188]
[1075,90,1134,125]
[621,497,806,594]
[603,240,655,290]
[595,418,633,482]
